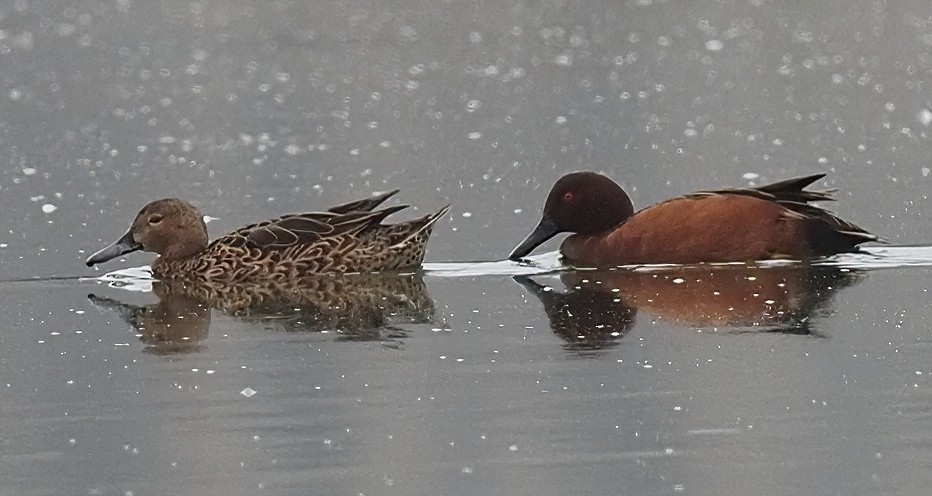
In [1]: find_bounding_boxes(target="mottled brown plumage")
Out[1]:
[510,172,877,265]
[86,190,449,281]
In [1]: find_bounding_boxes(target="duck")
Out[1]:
[86,190,449,281]
[509,171,877,265]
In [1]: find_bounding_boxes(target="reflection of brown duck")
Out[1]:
[89,273,436,353]
[518,264,863,350]
[88,292,210,355]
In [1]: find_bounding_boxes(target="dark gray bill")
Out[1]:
[508,217,559,260]
[85,229,142,267]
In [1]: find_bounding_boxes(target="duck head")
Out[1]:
[509,172,635,260]
[86,199,209,267]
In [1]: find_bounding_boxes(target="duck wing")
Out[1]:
[209,205,411,250]
[688,173,877,244]
[689,173,834,204]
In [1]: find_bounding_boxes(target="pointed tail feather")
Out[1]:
[389,205,450,249]
[328,189,400,214]
[336,204,410,234]
[757,173,826,194]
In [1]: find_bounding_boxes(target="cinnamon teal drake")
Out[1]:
[86,190,449,280]
[509,172,877,265]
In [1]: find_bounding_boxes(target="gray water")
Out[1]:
[2,1,932,495]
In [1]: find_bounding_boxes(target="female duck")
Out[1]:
[509,172,877,265]
[87,190,449,281]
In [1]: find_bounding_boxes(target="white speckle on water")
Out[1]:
[57,23,75,37]
[672,278,685,284]
[468,132,482,140]
[240,387,257,398]
[555,115,567,125]
[469,32,482,43]
[399,25,417,40]
[513,208,523,214]
[922,167,930,177]
[743,172,760,181]
[13,31,34,50]
[203,215,218,224]
[462,212,472,218]
[555,54,573,66]
[918,109,932,126]
[22,167,36,176]
[41,204,57,214]
[705,40,723,51]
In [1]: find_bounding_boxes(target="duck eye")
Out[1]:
[562,192,574,202]
[148,214,163,225]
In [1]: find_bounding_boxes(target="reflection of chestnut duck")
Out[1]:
[519,264,862,344]
[89,273,436,354]
[515,275,635,354]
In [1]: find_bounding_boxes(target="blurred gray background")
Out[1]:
[2,2,932,496]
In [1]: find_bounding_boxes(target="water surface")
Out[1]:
[2,0,932,495]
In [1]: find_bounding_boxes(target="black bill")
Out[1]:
[85,229,142,267]
[508,217,559,260]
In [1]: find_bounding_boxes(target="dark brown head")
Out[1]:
[85,199,209,267]
[509,172,635,260]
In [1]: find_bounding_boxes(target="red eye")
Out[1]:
[563,192,574,202]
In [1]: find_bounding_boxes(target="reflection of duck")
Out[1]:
[86,189,449,280]
[88,292,210,355]
[515,276,636,355]
[89,272,436,354]
[517,264,864,351]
